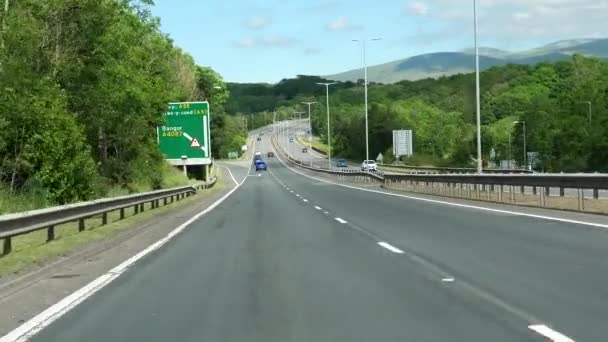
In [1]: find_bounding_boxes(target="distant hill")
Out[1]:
[325,38,608,83]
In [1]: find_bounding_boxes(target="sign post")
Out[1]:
[158,102,212,167]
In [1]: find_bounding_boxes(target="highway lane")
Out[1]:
[267,136,608,342]
[25,137,539,342]
[276,119,359,170]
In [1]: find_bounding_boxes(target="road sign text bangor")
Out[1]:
[158,101,211,165]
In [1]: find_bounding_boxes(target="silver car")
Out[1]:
[361,160,378,171]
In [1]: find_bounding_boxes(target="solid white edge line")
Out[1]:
[528,325,575,342]
[1,160,254,342]
[273,148,608,231]
[225,166,239,186]
[377,242,405,254]
[334,218,348,224]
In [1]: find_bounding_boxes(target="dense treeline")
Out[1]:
[226,56,608,172]
[0,0,244,210]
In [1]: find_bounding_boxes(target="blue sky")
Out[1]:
[151,0,607,83]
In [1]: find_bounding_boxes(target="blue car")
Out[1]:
[336,159,348,168]
[255,159,267,171]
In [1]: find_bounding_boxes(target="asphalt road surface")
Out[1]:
[19,129,608,342]
[275,119,359,170]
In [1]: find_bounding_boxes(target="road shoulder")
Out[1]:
[0,167,239,337]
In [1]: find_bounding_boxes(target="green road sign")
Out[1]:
[157,101,211,165]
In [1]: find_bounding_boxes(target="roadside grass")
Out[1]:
[0,172,225,277]
[296,135,329,154]
[0,163,194,215]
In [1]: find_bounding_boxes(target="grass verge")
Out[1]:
[0,163,196,215]
[296,135,329,154]
[0,172,225,277]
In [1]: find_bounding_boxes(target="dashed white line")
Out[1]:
[314,206,322,210]
[377,242,404,254]
[323,211,329,214]
[334,218,348,224]
[442,278,455,282]
[302,199,309,202]
[528,325,575,342]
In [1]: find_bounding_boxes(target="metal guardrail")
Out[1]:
[383,173,608,195]
[0,177,217,255]
[272,136,383,181]
[273,135,608,213]
[379,163,533,174]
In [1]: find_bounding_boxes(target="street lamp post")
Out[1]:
[302,101,318,166]
[581,101,592,123]
[473,0,482,174]
[514,121,527,169]
[317,82,337,170]
[508,133,512,169]
[353,38,382,162]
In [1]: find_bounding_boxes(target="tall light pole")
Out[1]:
[514,121,527,169]
[473,0,483,174]
[317,82,337,169]
[581,101,592,123]
[508,133,512,169]
[353,38,382,162]
[302,101,318,166]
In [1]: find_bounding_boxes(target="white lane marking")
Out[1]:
[225,166,239,186]
[273,151,608,231]
[290,190,294,193]
[442,278,455,282]
[1,167,250,342]
[377,242,404,254]
[528,325,575,342]
[335,218,348,224]
[314,206,322,210]
[324,211,329,214]
[302,199,309,202]
[295,194,301,197]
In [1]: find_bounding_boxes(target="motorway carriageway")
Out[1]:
[4,129,608,342]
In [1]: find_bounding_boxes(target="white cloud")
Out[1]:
[326,16,361,31]
[304,47,322,55]
[261,35,297,47]
[235,35,298,49]
[236,38,257,48]
[408,0,608,42]
[244,16,271,30]
[408,1,429,16]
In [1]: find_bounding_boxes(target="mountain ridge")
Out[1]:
[325,38,608,83]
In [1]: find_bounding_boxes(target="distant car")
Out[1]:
[267,151,274,158]
[336,159,348,168]
[255,159,267,171]
[361,160,378,171]
[289,138,294,143]
[302,147,308,153]
[257,136,261,141]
